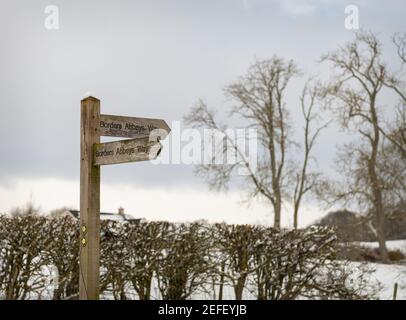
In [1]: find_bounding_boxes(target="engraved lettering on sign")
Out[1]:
[98,114,171,140]
[100,121,122,130]
[95,150,114,157]
[93,138,162,166]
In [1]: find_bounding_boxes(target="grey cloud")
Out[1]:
[0,0,405,188]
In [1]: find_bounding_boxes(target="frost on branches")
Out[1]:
[0,214,376,300]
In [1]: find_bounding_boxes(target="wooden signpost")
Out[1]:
[99,114,171,140]
[94,138,162,166]
[79,96,170,300]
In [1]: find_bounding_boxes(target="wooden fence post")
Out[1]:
[79,96,101,300]
[393,282,398,300]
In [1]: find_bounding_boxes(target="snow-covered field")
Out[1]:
[350,240,406,300]
[368,262,406,300]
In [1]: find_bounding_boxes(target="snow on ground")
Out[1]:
[346,261,406,300]
[348,240,406,300]
[371,263,406,300]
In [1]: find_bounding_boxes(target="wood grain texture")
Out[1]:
[79,96,101,300]
[93,137,162,166]
[99,114,171,140]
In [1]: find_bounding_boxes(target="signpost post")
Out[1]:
[79,96,170,300]
[79,96,101,300]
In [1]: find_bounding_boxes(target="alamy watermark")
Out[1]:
[344,4,359,30]
[147,121,258,176]
[44,5,59,30]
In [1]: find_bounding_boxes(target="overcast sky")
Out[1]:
[0,0,405,226]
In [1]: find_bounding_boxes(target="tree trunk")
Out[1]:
[218,261,225,300]
[234,280,245,300]
[273,192,282,229]
[369,105,389,263]
[370,171,389,262]
[293,204,299,230]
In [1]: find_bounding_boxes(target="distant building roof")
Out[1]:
[66,209,141,222]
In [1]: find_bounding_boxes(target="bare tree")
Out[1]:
[393,32,406,64]
[10,201,40,218]
[185,57,325,229]
[0,214,378,300]
[292,80,330,228]
[126,221,171,300]
[156,222,212,300]
[378,106,406,158]
[0,214,51,299]
[378,33,406,157]
[378,134,406,218]
[320,31,404,262]
[250,226,375,300]
[100,220,130,300]
[46,216,79,300]
[212,223,257,300]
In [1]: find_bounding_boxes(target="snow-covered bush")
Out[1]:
[0,215,377,300]
[249,226,375,300]
[45,216,79,300]
[155,222,213,300]
[100,220,130,299]
[211,223,258,300]
[0,214,51,299]
[124,221,171,300]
